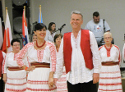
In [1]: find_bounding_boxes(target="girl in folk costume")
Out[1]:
[98,32,123,92]
[16,23,57,92]
[2,39,27,92]
[54,34,67,92]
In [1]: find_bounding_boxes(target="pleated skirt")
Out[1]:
[5,69,27,92]
[26,67,57,92]
[98,65,123,92]
[56,67,67,92]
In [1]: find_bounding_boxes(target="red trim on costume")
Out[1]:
[27,80,48,84]
[37,50,44,63]
[17,42,34,67]
[57,77,67,82]
[47,42,56,71]
[100,76,121,79]
[27,87,57,91]
[99,89,122,91]
[99,46,103,50]
[114,45,121,64]
[99,83,122,86]
[104,44,112,57]
[6,88,26,91]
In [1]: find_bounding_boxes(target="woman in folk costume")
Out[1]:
[2,39,27,92]
[54,34,67,92]
[98,32,123,92]
[16,23,57,92]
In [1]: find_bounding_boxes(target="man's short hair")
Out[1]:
[71,10,83,19]
[93,11,100,17]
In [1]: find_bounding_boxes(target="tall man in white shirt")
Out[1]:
[85,11,110,47]
[54,10,101,92]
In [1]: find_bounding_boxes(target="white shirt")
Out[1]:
[99,45,121,63]
[54,30,101,85]
[85,19,110,43]
[2,52,28,74]
[45,30,56,42]
[16,42,56,72]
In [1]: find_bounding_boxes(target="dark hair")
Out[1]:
[54,34,63,43]
[34,23,47,31]
[48,22,56,31]
[93,11,100,17]
[11,39,20,46]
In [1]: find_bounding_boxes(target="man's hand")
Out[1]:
[93,73,99,84]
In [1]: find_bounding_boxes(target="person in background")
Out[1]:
[98,32,123,92]
[85,11,110,47]
[0,50,6,92]
[45,22,56,42]
[54,10,101,92]
[16,23,57,92]
[32,34,37,42]
[54,34,67,92]
[2,39,27,92]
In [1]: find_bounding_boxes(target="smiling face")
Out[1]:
[70,13,83,30]
[34,27,46,40]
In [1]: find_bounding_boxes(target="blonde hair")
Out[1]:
[104,32,112,38]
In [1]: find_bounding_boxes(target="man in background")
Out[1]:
[85,11,110,47]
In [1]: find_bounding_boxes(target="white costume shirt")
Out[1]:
[45,30,56,42]
[2,52,28,73]
[16,42,56,72]
[99,45,120,62]
[85,19,110,43]
[55,30,101,85]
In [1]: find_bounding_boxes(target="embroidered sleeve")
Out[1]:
[16,43,33,67]
[2,54,7,73]
[49,42,56,72]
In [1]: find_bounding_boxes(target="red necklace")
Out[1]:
[36,40,46,48]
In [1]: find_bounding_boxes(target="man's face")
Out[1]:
[70,14,83,29]
[93,16,100,24]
